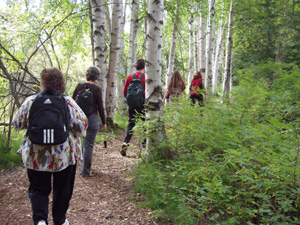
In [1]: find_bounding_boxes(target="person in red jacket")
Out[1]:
[190,71,205,106]
[121,59,146,156]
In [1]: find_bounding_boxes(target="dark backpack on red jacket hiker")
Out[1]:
[126,73,145,108]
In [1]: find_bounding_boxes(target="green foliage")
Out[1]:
[234,0,300,66]
[134,62,300,224]
[95,131,116,145]
[0,131,23,168]
[114,110,128,129]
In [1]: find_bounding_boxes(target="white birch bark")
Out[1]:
[188,13,194,88]
[104,3,112,39]
[145,0,164,157]
[223,0,234,99]
[199,13,206,77]
[165,3,180,89]
[90,0,107,108]
[194,11,200,72]
[205,0,215,92]
[116,0,127,111]
[106,0,122,125]
[127,0,140,75]
[212,2,224,95]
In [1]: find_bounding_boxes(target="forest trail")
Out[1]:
[0,134,158,225]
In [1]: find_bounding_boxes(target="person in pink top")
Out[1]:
[190,71,205,106]
[121,59,146,156]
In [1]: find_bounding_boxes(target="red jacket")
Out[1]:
[123,72,146,97]
[191,78,203,95]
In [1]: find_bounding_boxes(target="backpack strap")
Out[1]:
[132,73,136,79]
[138,73,145,80]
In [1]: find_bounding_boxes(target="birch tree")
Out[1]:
[116,0,127,110]
[212,2,225,95]
[127,0,140,75]
[165,3,180,89]
[194,8,200,72]
[104,3,112,39]
[106,0,122,125]
[205,0,215,92]
[199,12,206,75]
[188,13,194,87]
[145,0,164,157]
[223,0,234,99]
[90,0,108,108]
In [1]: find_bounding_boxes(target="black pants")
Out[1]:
[27,164,76,225]
[190,94,204,106]
[123,106,145,144]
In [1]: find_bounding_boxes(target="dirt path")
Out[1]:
[0,134,157,225]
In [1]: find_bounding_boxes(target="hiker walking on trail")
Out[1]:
[163,70,186,104]
[189,71,206,106]
[13,68,87,225]
[72,66,107,178]
[121,59,146,156]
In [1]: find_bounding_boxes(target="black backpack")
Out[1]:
[126,73,145,108]
[75,83,98,117]
[27,88,70,145]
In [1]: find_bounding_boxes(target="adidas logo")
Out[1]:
[44,98,52,104]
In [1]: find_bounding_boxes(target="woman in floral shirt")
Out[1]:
[13,68,87,225]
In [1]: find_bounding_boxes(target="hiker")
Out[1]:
[72,66,107,178]
[13,68,87,225]
[189,71,205,106]
[163,70,186,104]
[121,59,146,156]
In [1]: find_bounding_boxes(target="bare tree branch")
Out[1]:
[0,57,21,107]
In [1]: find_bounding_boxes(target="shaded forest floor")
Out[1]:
[0,134,158,225]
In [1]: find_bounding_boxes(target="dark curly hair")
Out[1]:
[135,59,145,70]
[40,68,66,93]
[85,66,100,81]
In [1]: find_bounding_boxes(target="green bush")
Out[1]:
[0,131,23,168]
[134,62,300,224]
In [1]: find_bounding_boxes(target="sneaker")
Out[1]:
[37,221,47,225]
[62,219,69,225]
[120,142,128,156]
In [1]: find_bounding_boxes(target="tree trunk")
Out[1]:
[194,12,200,72]
[212,2,224,95]
[127,0,140,76]
[116,0,127,112]
[145,0,164,158]
[104,3,112,40]
[188,13,194,88]
[205,0,215,92]
[199,13,206,77]
[106,0,122,126]
[165,3,180,89]
[89,1,95,65]
[90,0,108,108]
[223,0,234,100]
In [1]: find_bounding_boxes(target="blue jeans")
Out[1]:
[27,164,76,225]
[81,113,99,177]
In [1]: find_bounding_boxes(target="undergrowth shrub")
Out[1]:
[0,131,23,168]
[134,62,300,224]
